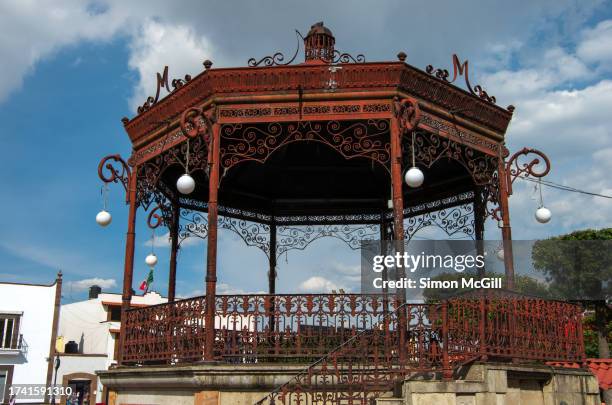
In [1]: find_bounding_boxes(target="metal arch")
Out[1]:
[404,203,475,240]
[177,210,380,258]
[135,134,209,209]
[177,203,476,256]
[220,120,391,174]
[275,223,379,257]
[402,131,499,186]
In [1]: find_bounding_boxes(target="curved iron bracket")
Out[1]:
[505,147,551,196]
[98,154,131,203]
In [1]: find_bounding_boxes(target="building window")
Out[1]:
[109,307,121,322]
[0,370,5,403]
[0,315,20,349]
[0,366,14,404]
[113,333,120,361]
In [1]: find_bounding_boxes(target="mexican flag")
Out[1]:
[139,268,154,294]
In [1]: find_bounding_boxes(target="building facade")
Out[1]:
[0,274,62,405]
[54,287,166,405]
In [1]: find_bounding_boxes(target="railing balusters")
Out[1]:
[120,291,585,383]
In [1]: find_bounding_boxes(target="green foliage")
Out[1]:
[421,271,553,302]
[583,312,612,357]
[532,228,612,358]
[531,228,612,300]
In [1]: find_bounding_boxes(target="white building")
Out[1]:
[0,274,62,404]
[54,287,166,404]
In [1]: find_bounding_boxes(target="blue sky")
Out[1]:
[1,0,611,302]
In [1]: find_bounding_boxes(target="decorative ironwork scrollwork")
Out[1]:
[482,171,502,222]
[393,97,421,133]
[147,202,173,230]
[136,134,209,208]
[402,132,498,186]
[248,30,303,67]
[178,210,380,258]
[331,50,365,64]
[171,74,192,90]
[178,209,208,247]
[220,120,391,173]
[180,105,216,141]
[98,155,131,200]
[137,66,195,114]
[404,203,475,240]
[505,147,551,196]
[426,54,497,104]
[276,224,379,257]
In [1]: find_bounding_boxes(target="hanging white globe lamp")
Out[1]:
[405,132,424,188]
[145,253,158,268]
[96,210,112,227]
[177,173,195,195]
[405,167,424,188]
[535,206,552,223]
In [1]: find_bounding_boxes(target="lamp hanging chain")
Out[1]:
[411,131,416,167]
[185,138,190,174]
[538,177,544,208]
[101,183,109,211]
[151,227,156,255]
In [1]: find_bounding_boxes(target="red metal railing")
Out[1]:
[122,292,584,367]
[253,293,585,405]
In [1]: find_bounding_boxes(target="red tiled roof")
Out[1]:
[547,358,612,390]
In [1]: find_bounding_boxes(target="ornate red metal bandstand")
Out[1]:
[97,22,583,404]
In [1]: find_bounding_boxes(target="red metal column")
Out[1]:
[390,115,406,363]
[497,154,515,290]
[474,186,486,278]
[204,123,221,361]
[118,168,138,364]
[168,199,180,302]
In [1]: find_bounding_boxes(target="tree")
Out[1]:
[531,228,612,359]
[421,271,553,302]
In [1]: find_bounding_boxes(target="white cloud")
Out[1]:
[177,283,265,299]
[67,277,116,291]
[298,276,341,293]
[0,0,131,102]
[144,231,200,248]
[472,19,612,239]
[577,20,612,64]
[127,19,213,111]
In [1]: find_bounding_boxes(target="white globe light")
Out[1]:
[177,173,195,195]
[145,253,158,268]
[96,210,112,227]
[404,167,424,188]
[496,248,505,261]
[535,206,552,224]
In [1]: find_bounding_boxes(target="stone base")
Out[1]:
[394,363,600,405]
[98,363,306,405]
[98,362,600,405]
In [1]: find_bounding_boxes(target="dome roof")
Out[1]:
[306,21,333,38]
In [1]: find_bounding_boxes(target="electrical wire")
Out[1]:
[518,176,612,199]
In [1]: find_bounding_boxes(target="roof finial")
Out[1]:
[304,22,335,63]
